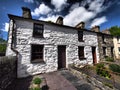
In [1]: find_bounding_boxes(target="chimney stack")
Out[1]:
[56,16,63,25]
[22,7,32,19]
[91,26,100,32]
[102,29,110,34]
[75,22,85,29]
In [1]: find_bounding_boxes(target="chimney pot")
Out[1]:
[56,16,63,25]
[91,26,100,32]
[75,22,85,29]
[22,7,32,19]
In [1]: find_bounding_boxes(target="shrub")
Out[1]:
[96,63,111,79]
[33,77,42,84]
[105,56,114,62]
[109,64,120,73]
[96,63,104,69]
[0,44,6,52]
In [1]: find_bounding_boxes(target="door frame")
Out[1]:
[92,47,97,64]
[57,45,66,69]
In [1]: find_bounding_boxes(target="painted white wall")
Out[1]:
[6,19,99,78]
[113,37,120,59]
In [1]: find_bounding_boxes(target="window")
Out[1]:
[78,46,85,59]
[78,31,83,42]
[118,47,120,54]
[102,35,106,43]
[33,23,44,38]
[31,45,44,63]
[117,37,120,43]
[103,47,106,56]
[111,47,114,57]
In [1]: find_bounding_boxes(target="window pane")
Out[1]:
[31,45,44,62]
[78,46,84,59]
[78,31,83,41]
[33,23,44,37]
[119,47,120,52]
[103,47,106,55]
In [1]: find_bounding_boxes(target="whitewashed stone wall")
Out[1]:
[6,19,99,78]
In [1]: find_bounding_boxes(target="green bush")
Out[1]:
[0,44,6,52]
[105,56,114,62]
[96,63,111,79]
[109,64,120,73]
[33,77,42,84]
[96,63,104,69]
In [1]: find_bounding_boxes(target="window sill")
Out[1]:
[33,36,44,38]
[79,57,86,60]
[31,60,45,64]
[78,40,84,42]
[103,42,106,44]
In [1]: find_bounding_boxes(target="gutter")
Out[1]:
[10,19,19,78]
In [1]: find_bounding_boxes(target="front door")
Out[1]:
[92,47,97,64]
[58,46,66,69]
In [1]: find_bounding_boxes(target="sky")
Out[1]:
[0,0,120,40]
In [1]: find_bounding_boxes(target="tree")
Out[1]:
[109,26,120,36]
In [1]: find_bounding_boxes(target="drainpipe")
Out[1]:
[10,19,19,78]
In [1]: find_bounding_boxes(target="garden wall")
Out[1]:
[0,56,17,90]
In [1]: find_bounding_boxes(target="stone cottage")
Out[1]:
[6,7,99,78]
[91,27,114,61]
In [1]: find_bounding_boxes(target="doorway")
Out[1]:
[58,45,66,69]
[92,47,97,64]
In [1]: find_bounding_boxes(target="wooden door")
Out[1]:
[92,47,97,64]
[58,46,66,69]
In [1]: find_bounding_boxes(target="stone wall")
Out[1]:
[69,67,118,90]
[0,56,17,90]
[6,19,99,78]
[97,33,114,61]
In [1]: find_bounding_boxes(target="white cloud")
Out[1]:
[2,23,9,32]
[69,3,79,11]
[31,3,52,16]
[39,15,60,22]
[91,16,107,27]
[24,0,34,3]
[64,7,96,26]
[37,0,110,28]
[88,0,106,13]
[51,0,68,11]
[63,0,110,27]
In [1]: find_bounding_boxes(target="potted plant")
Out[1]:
[33,77,42,88]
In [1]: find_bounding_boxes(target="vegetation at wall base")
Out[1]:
[96,63,111,79]
[105,56,114,62]
[109,64,120,73]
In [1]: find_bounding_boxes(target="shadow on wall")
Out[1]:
[5,76,33,90]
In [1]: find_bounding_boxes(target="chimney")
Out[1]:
[56,16,63,25]
[75,22,85,29]
[91,26,100,32]
[22,7,32,19]
[102,29,110,34]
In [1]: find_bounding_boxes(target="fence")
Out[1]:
[0,56,17,90]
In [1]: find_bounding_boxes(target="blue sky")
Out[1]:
[0,0,120,40]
